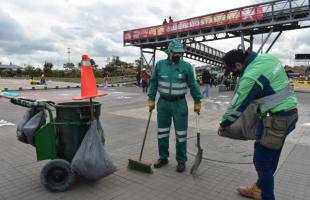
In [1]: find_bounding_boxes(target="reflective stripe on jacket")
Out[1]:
[148,59,201,102]
[220,52,297,127]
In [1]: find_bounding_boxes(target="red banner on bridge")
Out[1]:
[124,5,263,42]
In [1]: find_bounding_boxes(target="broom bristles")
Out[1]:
[128,159,153,173]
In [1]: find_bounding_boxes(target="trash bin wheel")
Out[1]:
[40,159,76,192]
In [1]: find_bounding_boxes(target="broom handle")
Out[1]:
[90,98,94,121]
[139,111,152,161]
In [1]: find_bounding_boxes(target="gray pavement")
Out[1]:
[0,83,310,200]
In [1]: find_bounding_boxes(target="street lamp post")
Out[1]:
[67,48,71,64]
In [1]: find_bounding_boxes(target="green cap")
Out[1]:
[167,38,185,53]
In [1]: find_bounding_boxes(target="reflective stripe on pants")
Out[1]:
[157,97,188,163]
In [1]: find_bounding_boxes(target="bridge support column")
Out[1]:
[140,47,156,73]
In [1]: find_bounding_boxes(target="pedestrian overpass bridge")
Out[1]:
[123,0,310,70]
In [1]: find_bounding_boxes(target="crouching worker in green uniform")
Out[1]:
[148,39,202,173]
[218,49,298,200]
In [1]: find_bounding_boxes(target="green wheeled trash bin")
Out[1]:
[55,101,101,162]
[40,101,101,192]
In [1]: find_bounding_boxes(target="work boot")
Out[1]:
[238,183,262,200]
[153,159,168,168]
[176,163,186,173]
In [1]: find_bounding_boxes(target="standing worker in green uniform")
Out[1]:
[148,39,202,173]
[218,49,298,200]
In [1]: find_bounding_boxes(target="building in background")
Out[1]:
[0,63,22,71]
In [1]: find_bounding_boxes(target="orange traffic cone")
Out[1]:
[73,55,107,100]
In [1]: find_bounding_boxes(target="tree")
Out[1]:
[90,59,98,68]
[43,62,53,76]
[34,68,43,77]
[63,62,75,70]
[113,56,120,65]
[16,68,22,76]
[104,56,133,76]
[306,66,310,76]
[78,61,82,68]
[24,65,35,76]
[135,59,142,72]
[104,64,117,75]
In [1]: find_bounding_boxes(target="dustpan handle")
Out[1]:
[139,111,152,161]
[195,113,201,149]
[195,113,200,134]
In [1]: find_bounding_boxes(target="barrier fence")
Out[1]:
[290,80,310,89]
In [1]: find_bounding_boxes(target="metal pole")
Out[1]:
[240,32,245,52]
[140,47,143,71]
[257,29,273,54]
[151,48,156,73]
[266,31,282,53]
[67,48,71,63]
[261,34,264,54]
[249,35,254,51]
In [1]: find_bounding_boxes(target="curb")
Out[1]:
[3,85,81,92]
[294,89,310,94]
[2,84,115,92]
[1,81,136,92]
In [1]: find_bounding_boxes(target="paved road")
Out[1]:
[0,78,81,91]
[0,86,309,200]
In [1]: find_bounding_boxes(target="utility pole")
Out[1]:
[261,34,264,54]
[289,51,292,66]
[67,48,71,63]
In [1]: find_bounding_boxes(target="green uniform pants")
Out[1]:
[156,97,188,164]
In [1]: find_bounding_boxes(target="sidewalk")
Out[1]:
[0,86,309,200]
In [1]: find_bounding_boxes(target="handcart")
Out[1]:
[10,98,102,192]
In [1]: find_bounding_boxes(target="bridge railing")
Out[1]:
[123,0,310,46]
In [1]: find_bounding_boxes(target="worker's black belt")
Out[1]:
[160,95,185,102]
[269,108,298,116]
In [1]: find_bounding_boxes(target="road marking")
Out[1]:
[0,120,15,127]
[301,123,310,127]
[117,96,132,99]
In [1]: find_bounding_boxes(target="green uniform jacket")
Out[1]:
[148,59,202,102]
[220,52,297,127]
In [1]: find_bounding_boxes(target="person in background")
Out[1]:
[141,68,150,93]
[201,69,211,98]
[213,74,218,87]
[163,18,168,25]
[102,70,108,89]
[169,16,174,23]
[136,70,141,87]
[40,74,46,84]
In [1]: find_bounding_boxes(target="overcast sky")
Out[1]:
[0,0,309,68]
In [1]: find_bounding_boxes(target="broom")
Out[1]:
[128,110,153,173]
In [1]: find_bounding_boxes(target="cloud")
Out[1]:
[0,8,58,56]
[0,9,25,42]
[0,0,309,68]
[0,56,10,64]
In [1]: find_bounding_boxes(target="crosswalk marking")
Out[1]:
[0,120,15,127]
[301,123,310,127]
